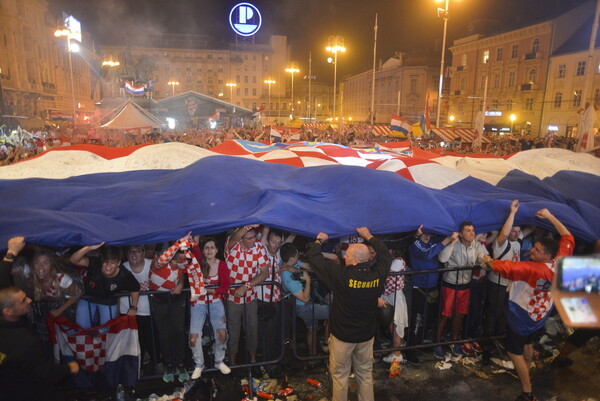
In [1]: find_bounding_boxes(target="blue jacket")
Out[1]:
[408,239,443,288]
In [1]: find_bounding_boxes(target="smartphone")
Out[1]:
[552,255,600,328]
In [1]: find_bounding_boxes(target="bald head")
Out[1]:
[345,244,370,266]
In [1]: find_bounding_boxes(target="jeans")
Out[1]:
[76,298,117,329]
[190,300,227,368]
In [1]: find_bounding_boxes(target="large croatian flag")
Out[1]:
[49,315,139,389]
[390,115,412,135]
[0,141,598,247]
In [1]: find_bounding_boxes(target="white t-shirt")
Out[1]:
[489,239,521,286]
[119,259,152,315]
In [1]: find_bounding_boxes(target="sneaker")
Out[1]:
[451,343,463,356]
[191,367,202,380]
[461,342,475,355]
[177,367,190,382]
[382,353,404,363]
[471,341,483,353]
[215,362,231,375]
[162,369,174,383]
[514,392,537,401]
[433,346,445,359]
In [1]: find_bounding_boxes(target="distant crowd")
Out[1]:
[0,123,591,167]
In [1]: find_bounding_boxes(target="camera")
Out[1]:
[291,271,305,281]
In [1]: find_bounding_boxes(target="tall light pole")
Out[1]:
[264,79,276,119]
[435,0,450,128]
[226,82,237,108]
[102,56,120,97]
[285,63,299,120]
[326,36,346,123]
[168,80,179,96]
[54,26,79,124]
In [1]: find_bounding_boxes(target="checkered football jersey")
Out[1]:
[256,252,282,302]
[493,234,575,335]
[384,257,406,295]
[225,238,268,304]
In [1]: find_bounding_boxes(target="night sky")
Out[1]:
[48,0,587,79]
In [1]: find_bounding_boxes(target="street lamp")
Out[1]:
[102,56,120,97]
[510,113,516,133]
[264,79,276,119]
[167,80,179,96]
[285,63,300,120]
[326,36,346,123]
[449,115,455,126]
[54,25,79,123]
[435,0,450,128]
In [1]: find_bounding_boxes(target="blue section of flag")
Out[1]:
[0,155,598,246]
[390,115,412,135]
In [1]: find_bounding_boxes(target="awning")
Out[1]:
[431,128,490,143]
[370,125,392,136]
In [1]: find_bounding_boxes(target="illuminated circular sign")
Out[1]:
[229,3,262,37]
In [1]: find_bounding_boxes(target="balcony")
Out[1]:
[454,90,462,95]
[520,83,533,91]
[523,52,539,60]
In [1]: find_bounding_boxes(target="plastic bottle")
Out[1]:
[115,384,125,401]
[306,378,321,388]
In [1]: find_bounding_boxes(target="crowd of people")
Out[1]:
[1,120,588,167]
[2,200,597,401]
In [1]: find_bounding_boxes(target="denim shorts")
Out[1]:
[296,302,329,329]
[190,299,227,333]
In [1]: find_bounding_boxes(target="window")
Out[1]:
[532,38,540,54]
[479,75,486,90]
[186,77,191,83]
[528,68,537,83]
[576,61,586,76]
[252,76,256,84]
[506,99,513,111]
[492,99,499,109]
[507,71,516,87]
[496,47,503,61]
[236,88,240,95]
[558,64,566,78]
[208,77,212,84]
[483,50,489,64]
[595,88,600,103]
[244,76,248,84]
[553,92,562,108]
[244,88,248,96]
[207,54,212,59]
[511,44,519,59]
[461,54,467,66]
[252,88,256,96]
[218,67,224,72]
[493,73,500,88]
[460,78,465,90]
[573,89,582,107]
[236,75,240,83]
[525,98,534,111]
[410,78,417,93]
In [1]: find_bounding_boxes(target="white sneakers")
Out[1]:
[191,367,202,380]
[215,362,231,375]
[191,362,230,379]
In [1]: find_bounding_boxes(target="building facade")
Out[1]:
[341,53,439,124]
[447,1,594,135]
[99,34,291,117]
[0,0,97,123]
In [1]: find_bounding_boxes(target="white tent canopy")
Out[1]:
[100,100,163,131]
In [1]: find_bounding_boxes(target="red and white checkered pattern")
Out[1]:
[225,239,268,304]
[527,287,552,321]
[196,273,221,304]
[150,241,184,291]
[69,330,107,373]
[384,257,406,295]
[256,253,282,302]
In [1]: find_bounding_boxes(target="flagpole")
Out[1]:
[577,0,600,151]
[370,13,378,126]
[308,51,313,123]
